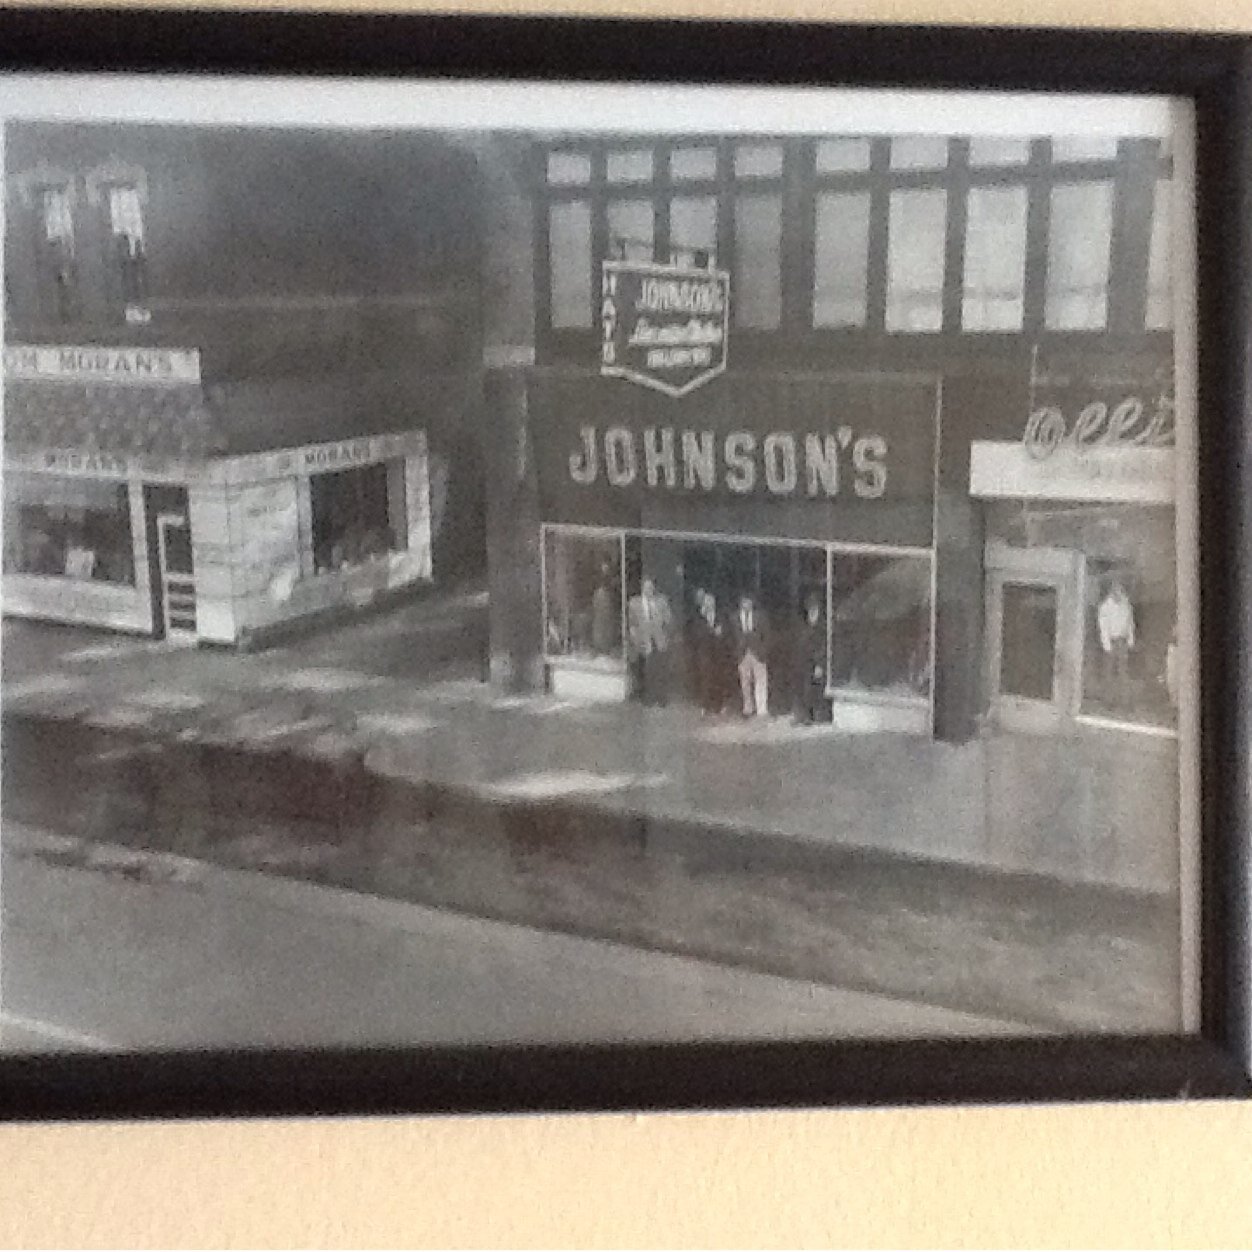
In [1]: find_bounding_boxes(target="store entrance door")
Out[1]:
[155,509,197,644]
[985,543,1083,732]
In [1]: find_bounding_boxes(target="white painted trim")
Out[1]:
[1074,713,1178,740]
[969,440,1175,504]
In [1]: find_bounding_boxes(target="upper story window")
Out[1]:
[35,183,77,322]
[886,187,948,333]
[962,185,1029,331]
[87,163,150,320]
[1044,180,1115,330]
[539,132,1173,348]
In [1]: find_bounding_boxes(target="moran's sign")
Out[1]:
[600,260,729,398]
[4,344,202,386]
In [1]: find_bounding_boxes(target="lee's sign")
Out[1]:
[1022,390,1175,460]
[4,344,202,386]
[568,424,888,499]
[600,260,729,398]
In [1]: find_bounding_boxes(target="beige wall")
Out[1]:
[2,0,1251,1246]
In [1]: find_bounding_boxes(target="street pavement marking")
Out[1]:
[266,667,384,693]
[0,1011,112,1051]
[480,769,670,800]
[2,674,84,700]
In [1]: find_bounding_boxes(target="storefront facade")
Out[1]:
[534,369,940,732]
[970,366,1177,737]
[487,129,1181,742]
[3,345,434,646]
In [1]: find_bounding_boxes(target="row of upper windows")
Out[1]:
[16,169,149,321]
[542,135,1173,338]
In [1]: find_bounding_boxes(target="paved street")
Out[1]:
[0,598,1185,1035]
[0,825,1024,1053]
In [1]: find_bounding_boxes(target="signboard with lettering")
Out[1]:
[534,373,940,548]
[4,344,202,386]
[1022,390,1175,461]
[600,260,729,398]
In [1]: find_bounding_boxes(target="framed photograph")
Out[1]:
[0,9,1248,1120]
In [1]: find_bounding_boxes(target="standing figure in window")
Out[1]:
[590,562,619,657]
[689,588,730,716]
[733,594,771,719]
[627,577,674,706]
[1098,578,1136,695]
[794,593,829,724]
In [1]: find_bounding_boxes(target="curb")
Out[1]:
[0,704,1174,907]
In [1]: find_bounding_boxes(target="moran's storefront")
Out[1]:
[2,344,435,646]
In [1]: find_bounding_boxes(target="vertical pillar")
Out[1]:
[450,133,545,692]
[931,370,1028,744]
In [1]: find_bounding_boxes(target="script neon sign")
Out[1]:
[1022,393,1175,460]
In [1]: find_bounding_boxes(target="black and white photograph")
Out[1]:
[0,73,1200,1064]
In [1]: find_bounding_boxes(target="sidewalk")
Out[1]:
[2,601,1178,894]
[0,605,1182,1032]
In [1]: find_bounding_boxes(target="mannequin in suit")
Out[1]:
[731,594,770,718]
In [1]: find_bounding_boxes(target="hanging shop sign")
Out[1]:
[4,343,202,385]
[600,260,730,398]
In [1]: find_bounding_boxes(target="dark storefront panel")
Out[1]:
[530,371,939,549]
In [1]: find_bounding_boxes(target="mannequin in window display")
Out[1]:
[689,588,731,716]
[733,594,771,719]
[1097,578,1137,696]
[627,577,675,705]
[590,563,618,657]
[794,593,830,724]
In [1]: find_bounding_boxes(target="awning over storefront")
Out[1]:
[3,378,226,459]
[3,365,473,469]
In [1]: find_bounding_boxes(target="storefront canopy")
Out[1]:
[3,369,472,463]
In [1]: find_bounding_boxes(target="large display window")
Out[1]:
[540,523,935,725]
[828,549,933,705]
[309,461,407,574]
[2,472,136,584]
[542,526,626,666]
[1079,552,1177,730]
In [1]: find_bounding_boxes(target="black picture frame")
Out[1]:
[0,7,1249,1122]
